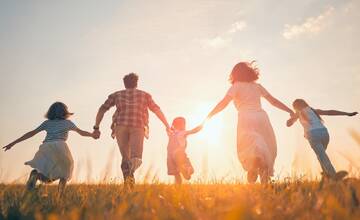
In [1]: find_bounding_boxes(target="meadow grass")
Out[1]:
[0,178,359,220]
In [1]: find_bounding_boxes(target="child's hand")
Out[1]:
[286,117,296,127]
[348,112,358,117]
[92,130,101,139]
[2,143,14,151]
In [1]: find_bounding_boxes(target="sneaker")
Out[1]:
[334,170,348,181]
[26,170,38,190]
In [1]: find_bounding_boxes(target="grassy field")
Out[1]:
[0,179,360,220]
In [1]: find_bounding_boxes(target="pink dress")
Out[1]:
[227,82,277,175]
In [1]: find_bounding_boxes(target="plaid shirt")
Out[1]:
[101,89,161,128]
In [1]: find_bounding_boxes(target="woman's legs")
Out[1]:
[26,170,55,190]
[26,169,39,190]
[58,178,67,196]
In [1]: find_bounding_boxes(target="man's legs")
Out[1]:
[115,126,132,181]
[128,127,145,178]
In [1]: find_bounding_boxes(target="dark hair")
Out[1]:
[172,117,186,130]
[229,61,259,84]
[45,102,73,120]
[292,99,323,122]
[123,73,139,89]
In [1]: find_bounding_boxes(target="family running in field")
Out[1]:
[2,61,358,194]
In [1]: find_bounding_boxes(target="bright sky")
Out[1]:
[0,0,359,183]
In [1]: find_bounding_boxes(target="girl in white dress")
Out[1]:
[206,61,294,183]
[3,102,97,194]
[287,99,357,179]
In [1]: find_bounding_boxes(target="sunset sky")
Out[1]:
[0,0,359,183]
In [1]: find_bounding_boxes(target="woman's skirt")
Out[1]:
[25,141,74,181]
[236,110,277,175]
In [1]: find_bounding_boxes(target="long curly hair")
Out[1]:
[229,61,259,84]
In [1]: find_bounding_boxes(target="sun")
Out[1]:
[187,103,225,145]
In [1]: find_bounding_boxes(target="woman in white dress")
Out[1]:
[206,62,294,183]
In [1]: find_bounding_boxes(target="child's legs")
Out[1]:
[174,173,182,184]
[308,129,336,177]
[58,178,67,195]
[175,152,193,180]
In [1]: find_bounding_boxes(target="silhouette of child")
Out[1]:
[3,102,97,194]
[287,99,357,180]
[167,117,202,184]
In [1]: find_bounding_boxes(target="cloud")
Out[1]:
[228,21,247,34]
[283,7,334,40]
[201,20,247,49]
[201,36,230,49]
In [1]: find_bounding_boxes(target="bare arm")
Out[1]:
[263,94,294,115]
[148,95,170,129]
[185,125,203,136]
[3,130,40,151]
[94,106,108,128]
[286,113,299,127]
[207,95,232,119]
[152,109,170,129]
[315,109,358,116]
[72,127,97,138]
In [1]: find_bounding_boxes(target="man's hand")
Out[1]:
[93,130,101,139]
[3,143,14,151]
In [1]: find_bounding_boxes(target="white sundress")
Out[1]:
[227,82,277,175]
[25,120,76,181]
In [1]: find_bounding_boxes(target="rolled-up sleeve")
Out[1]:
[147,94,161,112]
[101,93,116,111]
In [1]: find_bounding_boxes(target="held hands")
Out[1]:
[286,116,297,127]
[92,129,101,139]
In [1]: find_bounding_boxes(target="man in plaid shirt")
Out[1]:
[93,73,170,187]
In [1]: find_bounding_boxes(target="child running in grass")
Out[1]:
[287,99,358,180]
[2,102,97,194]
[167,117,202,184]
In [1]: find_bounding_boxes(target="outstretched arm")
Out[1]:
[315,109,358,116]
[148,95,170,130]
[93,95,115,138]
[264,94,294,115]
[72,127,97,138]
[94,106,108,129]
[286,113,299,127]
[207,95,232,119]
[3,130,40,151]
[185,125,203,136]
[152,109,170,129]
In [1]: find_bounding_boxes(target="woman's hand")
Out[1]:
[3,143,14,151]
[347,112,358,117]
